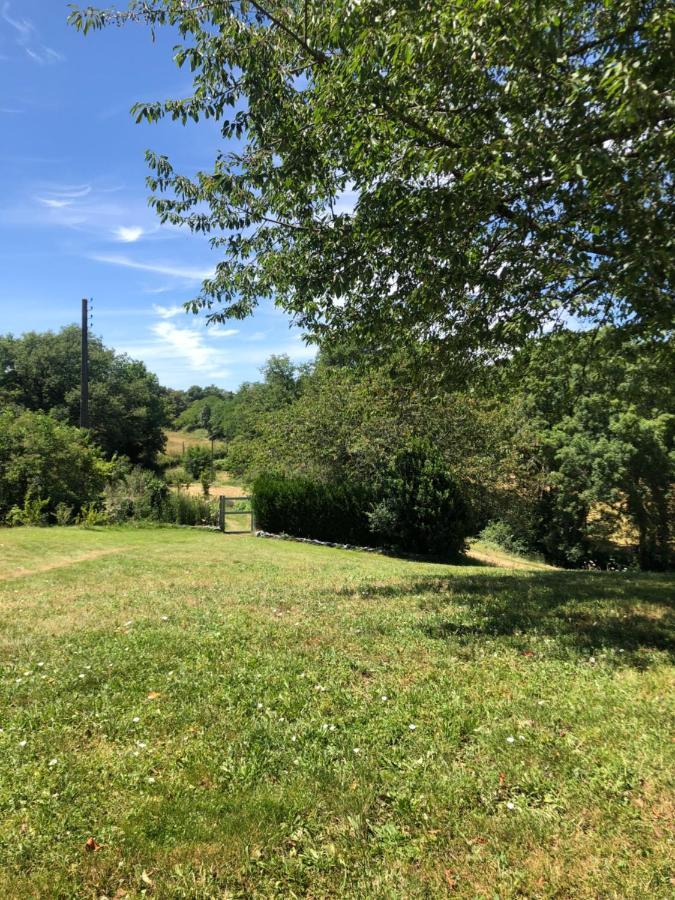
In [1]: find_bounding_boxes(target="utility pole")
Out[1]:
[80,297,89,429]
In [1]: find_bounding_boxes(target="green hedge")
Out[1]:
[252,474,375,545]
[253,447,472,557]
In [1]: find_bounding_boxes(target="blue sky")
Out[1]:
[0,0,314,389]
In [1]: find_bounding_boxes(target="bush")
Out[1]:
[182,445,213,479]
[253,445,472,558]
[103,468,168,523]
[252,474,375,545]
[78,503,109,528]
[7,494,50,527]
[478,520,535,558]
[54,502,75,526]
[200,468,215,496]
[367,441,471,557]
[165,466,191,488]
[0,408,109,523]
[103,467,218,526]
[158,492,218,527]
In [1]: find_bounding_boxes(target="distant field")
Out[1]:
[0,528,673,898]
[164,428,247,498]
[164,429,226,457]
[181,471,248,499]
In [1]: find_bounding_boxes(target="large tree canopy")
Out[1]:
[0,327,168,465]
[71,1,674,358]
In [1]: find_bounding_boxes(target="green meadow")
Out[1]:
[0,527,672,898]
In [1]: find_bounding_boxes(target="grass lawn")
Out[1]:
[0,527,672,898]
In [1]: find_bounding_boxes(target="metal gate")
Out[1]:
[217,495,254,534]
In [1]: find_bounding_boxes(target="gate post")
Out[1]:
[218,495,226,532]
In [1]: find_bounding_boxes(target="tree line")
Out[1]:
[200,330,672,569]
[0,323,672,567]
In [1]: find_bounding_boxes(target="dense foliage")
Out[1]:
[252,473,375,546]
[0,327,168,465]
[104,468,219,526]
[72,1,674,363]
[173,356,307,445]
[495,330,674,568]
[368,442,471,556]
[161,383,232,423]
[229,329,673,568]
[182,445,216,480]
[0,408,109,523]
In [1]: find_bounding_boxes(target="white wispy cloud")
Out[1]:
[36,197,73,209]
[2,2,65,65]
[143,285,173,295]
[50,184,91,199]
[36,184,91,209]
[114,225,145,243]
[1,2,31,40]
[152,303,187,319]
[91,254,214,282]
[25,46,64,65]
[151,321,221,372]
[210,328,240,338]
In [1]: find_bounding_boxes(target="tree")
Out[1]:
[493,329,674,567]
[199,402,212,432]
[0,327,168,465]
[223,331,673,567]
[71,1,673,361]
[0,408,109,521]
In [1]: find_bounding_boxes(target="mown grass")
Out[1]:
[0,528,672,898]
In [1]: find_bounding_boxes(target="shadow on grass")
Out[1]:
[351,570,675,665]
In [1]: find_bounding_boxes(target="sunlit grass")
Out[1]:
[0,527,672,898]
[164,429,226,458]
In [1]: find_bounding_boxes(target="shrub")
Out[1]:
[156,451,181,470]
[54,502,75,526]
[103,468,168,523]
[200,468,215,497]
[165,466,192,489]
[157,492,218,527]
[102,467,217,526]
[252,474,375,545]
[78,503,109,528]
[478,520,535,558]
[7,494,50,527]
[367,441,471,557]
[183,445,213,479]
[0,408,109,523]
[253,449,472,557]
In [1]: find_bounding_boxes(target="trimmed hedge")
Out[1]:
[252,447,472,557]
[252,474,375,545]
